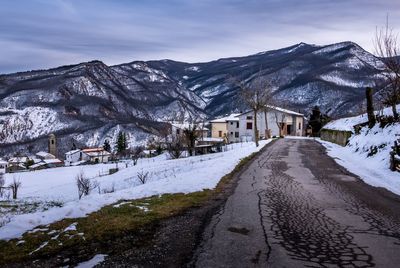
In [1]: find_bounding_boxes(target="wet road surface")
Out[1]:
[192,138,400,267]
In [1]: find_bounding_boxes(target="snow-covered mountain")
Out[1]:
[0,41,385,155]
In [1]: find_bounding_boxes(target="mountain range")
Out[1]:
[0,41,385,156]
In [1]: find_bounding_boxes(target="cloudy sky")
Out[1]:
[0,0,399,73]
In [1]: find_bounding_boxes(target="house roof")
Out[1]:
[43,159,63,164]
[36,151,55,158]
[8,157,29,163]
[237,105,304,117]
[171,123,209,131]
[210,113,241,123]
[82,148,105,153]
[65,149,81,155]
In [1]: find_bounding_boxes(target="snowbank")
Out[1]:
[323,105,399,132]
[0,140,270,240]
[319,105,400,195]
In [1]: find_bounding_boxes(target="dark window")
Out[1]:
[51,140,54,144]
[246,122,253,130]
[298,123,301,130]
[230,132,233,135]
[235,132,239,138]
[236,122,239,128]
[176,129,180,135]
[218,131,222,137]
[230,122,233,125]
[246,116,253,120]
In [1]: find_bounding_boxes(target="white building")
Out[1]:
[65,148,111,166]
[237,106,304,141]
[0,160,8,174]
[81,148,111,164]
[64,149,82,166]
[170,122,209,139]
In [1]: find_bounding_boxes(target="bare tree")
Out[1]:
[9,177,21,200]
[76,171,99,199]
[237,73,274,146]
[274,110,287,137]
[166,135,185,159]
[131,146,144,165]
[374,17,400,120]
[137,170,150,184]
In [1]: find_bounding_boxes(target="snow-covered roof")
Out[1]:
[36,151,55,159]
[8,157,29,163]
[268,106,304,116]
[29,162,47,169]
[171,123,209,131]
[0,160,8,165]
[200,137,224,142]
[65,149,81,155]
[323,104,400,132]
[237,106,304,117]
[210,113,241,123]
[43,159,63,164]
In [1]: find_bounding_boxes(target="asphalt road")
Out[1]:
[192,138,400,268]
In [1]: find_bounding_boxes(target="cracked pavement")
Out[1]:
[192,138,400,268]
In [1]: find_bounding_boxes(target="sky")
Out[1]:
[0,0,399,74]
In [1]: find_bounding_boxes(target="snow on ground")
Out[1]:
[0,140,270,240]
[323,105,399,132]
[75,254,107,268]
[319,105,400,195]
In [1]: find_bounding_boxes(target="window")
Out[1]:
[246,116,253,120]
[298,122,302,130]
[51,140,54,145]
[235,132,239,138]
[218,131,222,137]
[236,122,239,128]
[176,129,180,135]
[230,122,233,125]
[246,122,253,130]
[230,132,233,135]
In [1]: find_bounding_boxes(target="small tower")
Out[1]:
[48,133,57,157]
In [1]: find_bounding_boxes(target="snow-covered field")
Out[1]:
[319,105,400,195]
[0,140,270,240]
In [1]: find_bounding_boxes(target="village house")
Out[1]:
[210,113,241,143]
[236,106,304,141]
[29,158,64,171]
[0,160,8,174]
[7,156,31,173]
[81,148,111,163]
[65,148,111,166]
[170,122,209,139]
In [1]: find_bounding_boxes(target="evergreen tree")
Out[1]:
[103,139,111,152]
[116,131,127,154]
[308,106,331,137]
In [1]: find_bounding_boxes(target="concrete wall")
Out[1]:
[320,129,353,146]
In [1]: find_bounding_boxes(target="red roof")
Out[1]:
[81,148,105,153]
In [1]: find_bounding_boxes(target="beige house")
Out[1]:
[210,113,240,143]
